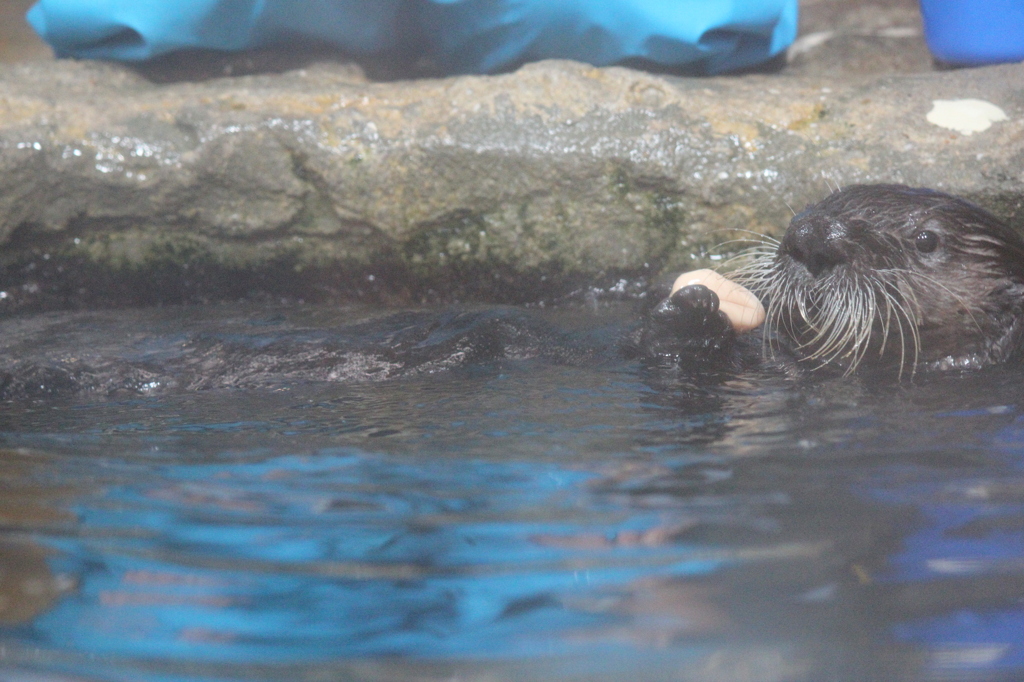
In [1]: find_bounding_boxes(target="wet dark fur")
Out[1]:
[0,308,599,399]
[638,184,1024,375]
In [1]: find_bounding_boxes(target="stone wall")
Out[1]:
[0,56,1022,309]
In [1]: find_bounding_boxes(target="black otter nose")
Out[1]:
[781,215,849,277]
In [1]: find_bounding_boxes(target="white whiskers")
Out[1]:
[728,244,924,378]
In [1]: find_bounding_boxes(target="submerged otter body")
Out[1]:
[640,184,1024,375]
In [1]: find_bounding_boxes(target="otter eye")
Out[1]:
[915,230,939,253]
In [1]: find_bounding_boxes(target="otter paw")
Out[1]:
[652,284,725,329]
[638,284,736,362]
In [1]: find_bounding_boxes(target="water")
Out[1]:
[1,303,1024,681]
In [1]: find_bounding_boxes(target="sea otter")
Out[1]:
[636,184,1024,376]
[0,184,1019,400]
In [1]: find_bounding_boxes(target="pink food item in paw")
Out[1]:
[670,269,765,333]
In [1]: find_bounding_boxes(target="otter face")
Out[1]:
[735,185,1024,375]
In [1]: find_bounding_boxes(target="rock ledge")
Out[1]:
[1,58,1022,309]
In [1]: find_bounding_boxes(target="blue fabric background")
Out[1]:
[27,0,798,74]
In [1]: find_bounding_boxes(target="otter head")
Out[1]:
[736,184,1024,375]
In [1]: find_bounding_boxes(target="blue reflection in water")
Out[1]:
[864,413,1024,675]
[36,452,726,663]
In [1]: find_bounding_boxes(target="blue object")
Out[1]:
[920,0,1024,65]
[27,0,798,75]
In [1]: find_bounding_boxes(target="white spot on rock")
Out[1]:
[926,99,1008,136]
[787,31,834,59]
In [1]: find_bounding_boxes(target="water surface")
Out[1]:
[1,303,1023,681]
